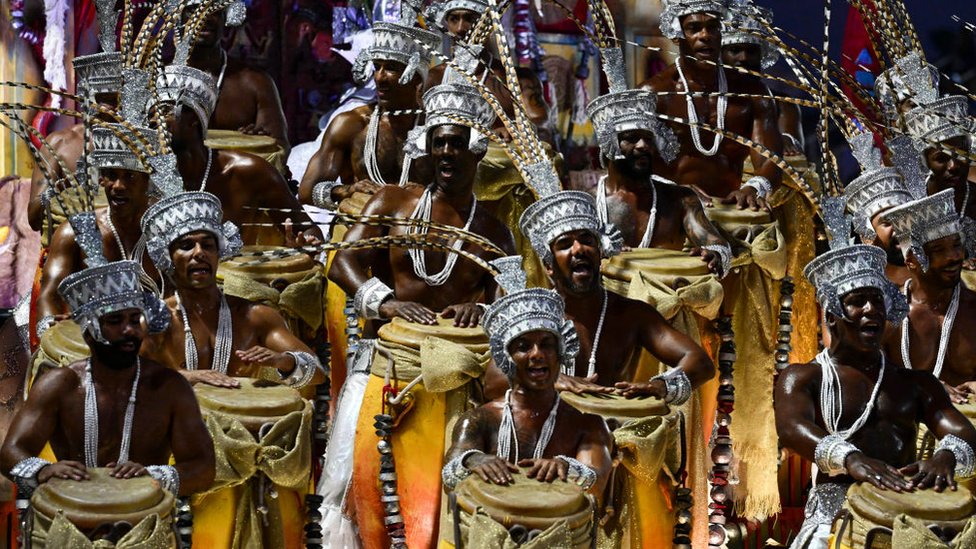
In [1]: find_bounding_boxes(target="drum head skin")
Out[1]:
[219,245,322,286]
[455,470,592,531]
[378,317,489,352]
[194,377,304,433]
[846,482,976,528]
[560,391,669,419]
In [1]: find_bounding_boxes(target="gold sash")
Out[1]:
[40,511,174,549]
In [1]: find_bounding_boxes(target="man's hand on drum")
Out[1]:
[721,186,769,212]
[181,369,241,388]
[379,300,437,325]
[37,461,89,482]
[284,218,323,248]
[899,451,958,493]
[689,247,722,275]
[107,461,148,480]
[350,179,383,196]
[952,381,976,400]
[237,346,294,371]
[519,458,568,483]
[689,184,714,208]
[555,373,613,395]
[944,381,971,405]
[613,379,667,399]
[441,303,483,328]
[238,123,272,137]
[467,452,519,485]
[845,452,913,492]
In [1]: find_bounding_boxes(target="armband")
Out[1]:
[281,351,320,389]
[651,368,693,405]
[311,180,342,210]
[146,465,181,496]
[10,457,51,498]
[814,434,860,477]
[935,433,976,478]
[742,176,772,200]
[354,277,395,320]
[441,449,483,491]
[702,243,732,279]
[555,455,597,490]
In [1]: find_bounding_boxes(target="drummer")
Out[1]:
[140,191,322,389]
[0,260,215,498]
[775,241,976,549]
[443,284,612,496]
[518,190,715,399]
[881,190,976,401]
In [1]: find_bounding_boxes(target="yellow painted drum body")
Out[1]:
[205,129,287,174]
[29,468,175,547]
[191,379,309,549]
[454,473,593,548]
[832,483,975,549]
[31,320,89,388]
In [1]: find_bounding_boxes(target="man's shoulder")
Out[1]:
[641,66,677,91]
[218,150,279,179]
[778,361,822,386]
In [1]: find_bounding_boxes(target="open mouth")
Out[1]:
[188,265,212,279]
[438,163,455,179]
[108,195,129,207]
[526,365,550,381]
[859,323,882,338]
[118,340,138,352]
[570,260,595,279]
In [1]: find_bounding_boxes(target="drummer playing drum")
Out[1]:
[0,260,215,499]
[775,242,976,549]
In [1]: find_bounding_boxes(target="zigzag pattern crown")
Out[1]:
[423,83,496,130]
[155,65,219,130]
[90,124,154,173]
[904,95,974,147]
[482,287,567,367]
[58,260,145,323]
[427,0,488,27]
[660,0,728,39]
[844,167,912,232]
[875,52,939,121]
[803,244,891,313]
[883,188,961,251]
[73,52,123,99]
[721,0,779,69]
[141,191,242,272]
[369,22,442,68]
[586,90,679,164]
[520,191,604,260]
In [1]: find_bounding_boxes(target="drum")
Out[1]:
[703,198,774,244]
[31,320,89,387]
[338,191,372,217]
[454,471,593,548]
[29,468,175,547]
[561,391,669,420]
[377,316,489,355]
[832,482,976,548]
[194,377,305,436]
[204,129,287,174]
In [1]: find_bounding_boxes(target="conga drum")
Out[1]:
[205,129,287,174]
[832,482,976,548]
[191,378,311,549]
[29,468,175,547]
[453,472,594,548]
[31,320,89,386]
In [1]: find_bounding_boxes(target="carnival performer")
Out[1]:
[776,240,976,549]
[154,60,320,246]
[299,6,441,205]
[0,260,215,498]
[140,191,321,390]
[181,0,290,157]
[643,0,783,210]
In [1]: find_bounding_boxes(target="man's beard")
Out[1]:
[613,153,653,179]
[884,243,905,267]
[89,336,142,369]
[558,265,601,295]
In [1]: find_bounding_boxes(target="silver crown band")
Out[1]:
[10,457,52,499]
[146,465,181,496]
[73,52,123,102]
[659,0,728,40]
[935,434,976,478]
[904,95,975,151]
[89,124,154,173]
[843,167,913,240]
[35,315,56,341]
[882,188,961,272]
[722,1,779,69]
[702,243,732,278]
[441,448,483,491]
[281,351,321,389]
[555,455,597,490]
[312,180,342,210]
[803,244,907,322]
[586,89,680,165]
[482,288,578,378]
[354,22,441,86]
[427,0,488,30]
[520,191,624,266]
[490,256,528,295]
[408,83,496,158]
[814,434,860,477]
[57,260,151,343]
[651,368,693,405]
[742,176,772,200]
[141,191,243,275]
[354,277,395,320]
[155,65,219,131]
[875,53,940,123]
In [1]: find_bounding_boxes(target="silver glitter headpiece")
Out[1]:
[141,191,243,274]
[73,52,123,102]
[89,123,154,173]
[586,89,679,164]
[155,65,219,131]
[882,188,961,271]
[185,0,247,27]
[843,133,913,240]
[58,260,152,342]
[722,0,779,69]
[407,82,496,157]
[804,244,905,321]
[426,0,488,31]
[874,53,940,123]
[520,191,623,265]
[660,0,728,40]
[353,21,442,86]
[903,95,975,151]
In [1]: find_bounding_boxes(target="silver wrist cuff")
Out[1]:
[556,455,597,490]
[442,449,483,491]
[146,465,181,495]
[354,277,395,320]
[936,434,976,478]
[311,180,342,210]
[814,434,860,476]
[11,457,52,498]
[282,351,320,389]
[743,176,772,200]
[651,368,692,405]
[35,315,56,339]
[702,244,733,278]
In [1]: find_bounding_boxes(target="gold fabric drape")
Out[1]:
[891,515,976,548]
[462,509,586,549]
[39,511,175,549]
[220,269,325,331]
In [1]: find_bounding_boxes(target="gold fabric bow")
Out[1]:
[43,511,174,549]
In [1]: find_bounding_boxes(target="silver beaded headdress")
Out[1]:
[482,256,578,378]
[843,132,914,240]
[586,89,679,164]
[352,6,442,86]
[874,52,940,124]
[141,191,243,274]
[659,0,728,40]
[519,191,623,265]
[185,0,247,27]
[903,95,975,152]
[406,82,496,157]
[154,65,219,131]
[881,188,961,272]
[803,244,906,321]
[57,260,163,343]
[426,0,488,31]
[722,0,779,69]
[89,124,155,173]
[73,52,124,103]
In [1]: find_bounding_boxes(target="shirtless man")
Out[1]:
[299,17,441,207]
[443,288,612,499]
[881,190,976,402]
[776,243,976,548]
[140,191,321,390]
[155,64,319,245]
[181,0,290,155]
[1,260,215,497]
[517,190,715,399]
[642,0,783,210]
